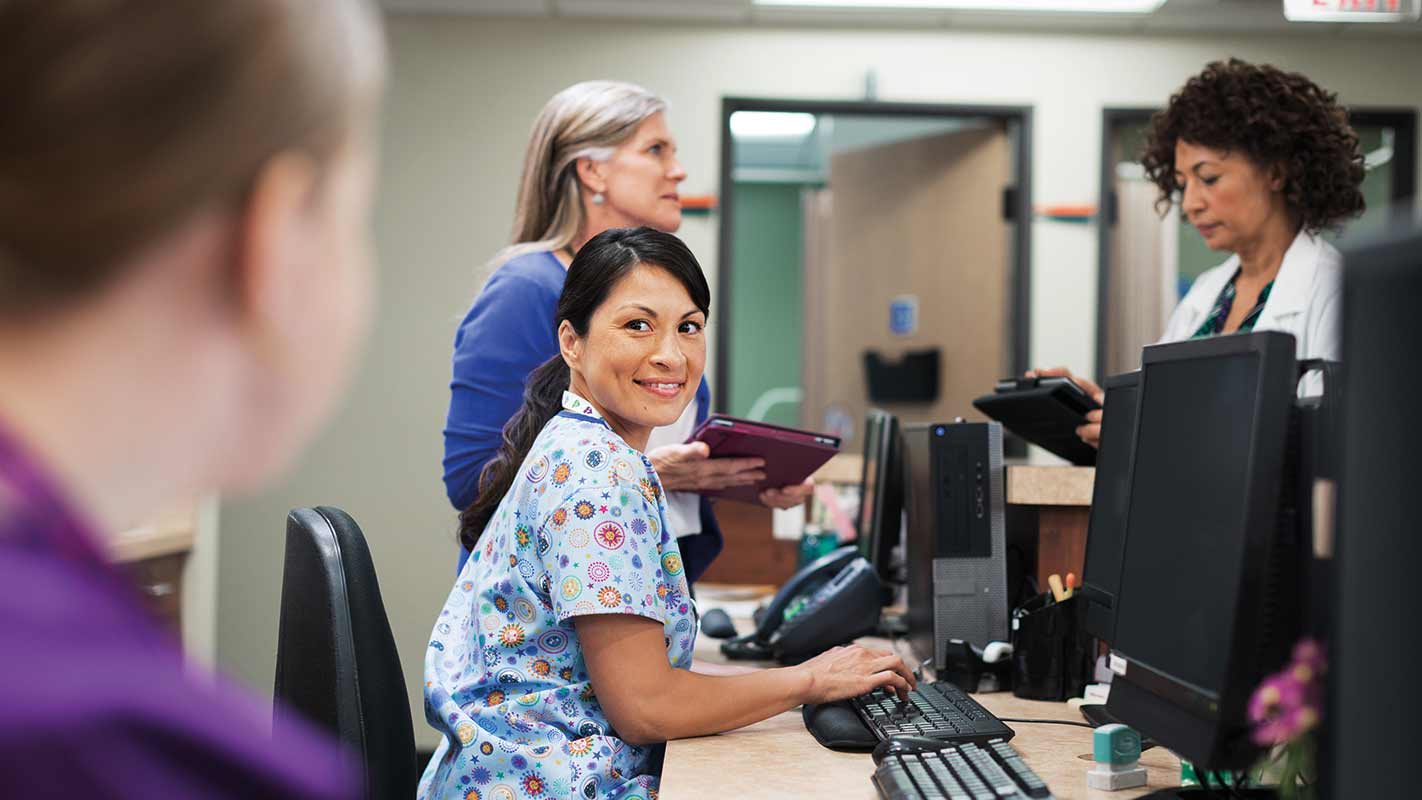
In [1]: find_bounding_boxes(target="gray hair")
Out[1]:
[491,80,666,269]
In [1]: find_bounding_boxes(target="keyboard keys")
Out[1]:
[875,761,923,800]
[988,741,1051,798]
[852,680,1015,746]
[942,749,993,798]
[873,741,1055,800]
[907,754,969,800]
[963,745,1021,797]
[903,758,948,800]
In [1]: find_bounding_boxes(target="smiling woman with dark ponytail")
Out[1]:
[421,228,916,800]
[455,229,708,550]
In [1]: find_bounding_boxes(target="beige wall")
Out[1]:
[216,15,1422,748]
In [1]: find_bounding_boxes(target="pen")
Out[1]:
[1048,573,1066,603]
[1064,572,1078,600]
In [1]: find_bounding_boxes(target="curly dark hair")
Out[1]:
[1141,58,1365,234]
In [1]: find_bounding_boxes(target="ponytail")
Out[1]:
[459,355,569,550]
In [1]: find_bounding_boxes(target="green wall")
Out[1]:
[727,182,805,426]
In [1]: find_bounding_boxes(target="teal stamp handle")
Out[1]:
[1094,724,1142,766]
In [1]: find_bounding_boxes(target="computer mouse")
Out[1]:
[700,607,737,639]
[871,735,952,766]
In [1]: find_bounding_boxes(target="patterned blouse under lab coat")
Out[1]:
[418,392,696,800]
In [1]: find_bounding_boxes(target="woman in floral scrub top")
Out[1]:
[418,228,917,800]
[422,390,694,800]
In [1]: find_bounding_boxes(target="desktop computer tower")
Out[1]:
[904,421,1009,670]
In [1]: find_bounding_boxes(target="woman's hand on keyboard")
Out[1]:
[794,644,917,704]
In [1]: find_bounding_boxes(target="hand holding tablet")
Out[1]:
[686,415,841,504]
[972,371,1103,466]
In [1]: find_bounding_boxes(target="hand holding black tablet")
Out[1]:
[686,415,840,504]
[972,376,1101,466]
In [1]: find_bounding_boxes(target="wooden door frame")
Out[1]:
[716,98,1033,416]
[1095,107,1159,385]
[1096,106,1418,383]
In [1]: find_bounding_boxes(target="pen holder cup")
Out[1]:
[1010,593,1096,702]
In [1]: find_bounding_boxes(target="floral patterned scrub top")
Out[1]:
[419,392,697,800]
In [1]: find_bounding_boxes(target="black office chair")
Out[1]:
[274,506,418,800]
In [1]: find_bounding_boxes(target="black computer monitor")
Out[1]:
[1106,331,1302,771]
[1325,227,1422,799]
[857,410,903,587]
[1080,370,1141,643]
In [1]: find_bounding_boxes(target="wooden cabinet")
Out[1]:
[1005,466,1094,589]
[118,551,189,635]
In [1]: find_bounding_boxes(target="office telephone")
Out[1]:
[721,545,885,664]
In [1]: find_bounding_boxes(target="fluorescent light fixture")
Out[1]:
[730,111,819,139]
[754,0,1165,12]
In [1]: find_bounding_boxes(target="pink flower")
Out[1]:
[1248,637,1326,747]
[1292,639,1326,674]
[1252,716,1296,747]
[1286,705,1320,736]
[1248,679,1282,726]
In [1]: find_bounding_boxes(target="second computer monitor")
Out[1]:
[857,410,903,586]
[1079,371,1141,643]
[1106,330,1301,770]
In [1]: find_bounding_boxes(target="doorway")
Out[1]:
[717,99,1033,450]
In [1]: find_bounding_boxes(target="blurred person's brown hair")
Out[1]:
[0,0,384,318]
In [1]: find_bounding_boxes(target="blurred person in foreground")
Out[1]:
[0,1,385,797]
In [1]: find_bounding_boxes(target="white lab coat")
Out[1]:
[1158,229,1340,394]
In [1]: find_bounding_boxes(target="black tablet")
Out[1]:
[971,377,1100,466]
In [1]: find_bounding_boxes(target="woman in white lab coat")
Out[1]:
[1035,58,1365,447]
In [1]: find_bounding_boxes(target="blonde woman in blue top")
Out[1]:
[444,81,812,579]
[419,228,916,800]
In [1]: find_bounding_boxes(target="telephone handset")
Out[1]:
[721,545,884,663]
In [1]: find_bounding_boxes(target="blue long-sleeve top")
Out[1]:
[443,250,722,580]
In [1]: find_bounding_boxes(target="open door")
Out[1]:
[803,124,1013,444]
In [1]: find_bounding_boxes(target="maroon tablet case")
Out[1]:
[687,415,841,504]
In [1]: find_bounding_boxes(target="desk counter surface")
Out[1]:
[662,587,1178,800]
[818,455,1095,508]
[111,502,197,563]
[1005,465,1094,507]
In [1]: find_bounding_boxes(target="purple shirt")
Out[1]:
[0,422,355,799]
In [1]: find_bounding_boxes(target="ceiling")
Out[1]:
[380,0,1422,36]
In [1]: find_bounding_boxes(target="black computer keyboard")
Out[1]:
[873,738,1055,800]
[851,681,1016,743]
